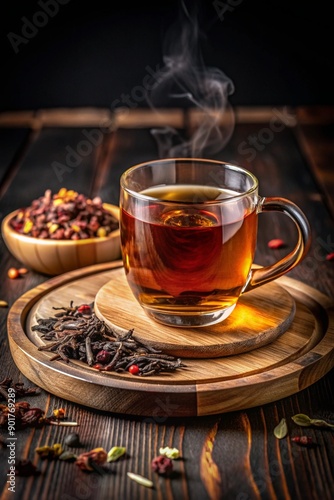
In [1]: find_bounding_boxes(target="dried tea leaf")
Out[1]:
[274,418,288,439]
[127,472,153,488]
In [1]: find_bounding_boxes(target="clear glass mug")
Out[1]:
[119,158,311,327]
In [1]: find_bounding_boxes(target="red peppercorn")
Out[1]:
[326,252,334,261]
[128,364,140,375]
[77,304,92,314]
[93,363,103,370]
[268,238,286,249]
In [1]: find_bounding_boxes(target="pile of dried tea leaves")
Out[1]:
[32,302,185,376]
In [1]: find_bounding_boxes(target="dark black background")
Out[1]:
[1,0,333,111]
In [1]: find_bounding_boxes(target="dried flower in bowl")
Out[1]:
[9,188,118,240]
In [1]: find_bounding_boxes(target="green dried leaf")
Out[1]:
[127,472,153,488]
[274,418,288,439]
[107,446,126,462]
[291,414,312,427]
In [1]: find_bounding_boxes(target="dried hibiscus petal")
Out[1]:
[151,455,173,475]
[14,459,40,476]
[12,382,40,397]
[20,407,45,427]
[75,447,107,472]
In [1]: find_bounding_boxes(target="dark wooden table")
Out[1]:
[0,106,333,500]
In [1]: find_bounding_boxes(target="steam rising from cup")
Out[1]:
[146,2,235,158]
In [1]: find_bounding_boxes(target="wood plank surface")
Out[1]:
[0,106,333,500]
[295,112,334,217]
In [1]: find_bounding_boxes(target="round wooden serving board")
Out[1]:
[7,261,334,417]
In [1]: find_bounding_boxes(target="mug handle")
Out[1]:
[243,197,311,293]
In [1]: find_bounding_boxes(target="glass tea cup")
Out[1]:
[119,158,311,328]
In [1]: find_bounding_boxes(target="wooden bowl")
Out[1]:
[1,204,121,275]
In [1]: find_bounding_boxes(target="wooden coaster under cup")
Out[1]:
[94,268,296,358]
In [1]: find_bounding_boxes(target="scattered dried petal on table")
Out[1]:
[14,459,40,476]
[267,239,286,249]
[75,447,108,472]
[151,455,173,475]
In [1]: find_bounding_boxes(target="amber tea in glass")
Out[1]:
[120,159,310,327]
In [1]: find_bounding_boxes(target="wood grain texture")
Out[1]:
[7,261,334,416]
[1,106,334,500]
[295,119,334,217]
